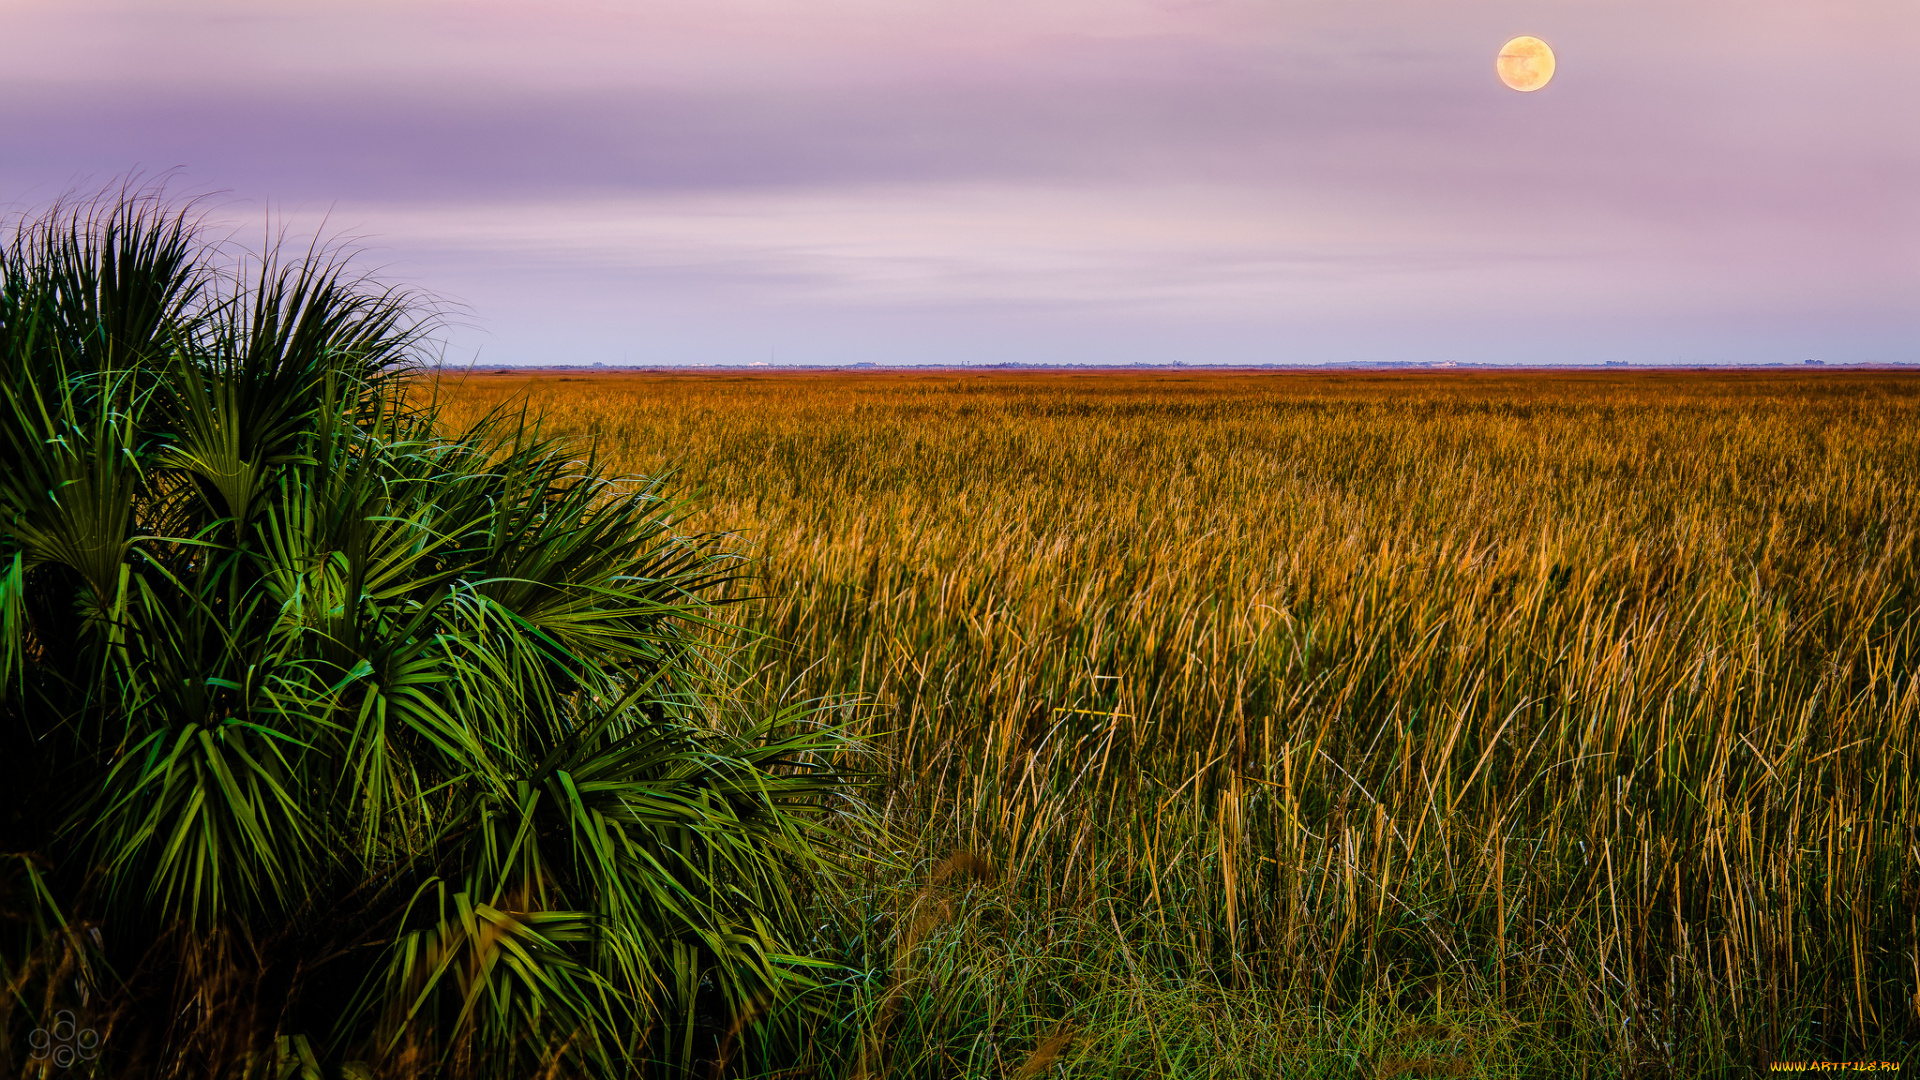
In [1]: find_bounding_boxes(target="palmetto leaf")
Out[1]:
[91,721,318,927]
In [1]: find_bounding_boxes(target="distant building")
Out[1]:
[1805,358,1826,366]
[1604,361,1629,367]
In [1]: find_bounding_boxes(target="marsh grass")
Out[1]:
[431,369,1920,1076]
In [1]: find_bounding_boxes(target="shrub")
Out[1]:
[0,188,850,1079]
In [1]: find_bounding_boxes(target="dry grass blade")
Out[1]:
[1011,1024,1077,1080]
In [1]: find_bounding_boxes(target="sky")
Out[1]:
[2,0,1915,367]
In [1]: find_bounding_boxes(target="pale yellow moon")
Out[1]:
[1496,36,1555,92]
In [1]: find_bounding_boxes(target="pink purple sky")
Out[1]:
[4,0,1915,366]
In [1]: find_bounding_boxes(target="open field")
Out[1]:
[429,369,1920,1077]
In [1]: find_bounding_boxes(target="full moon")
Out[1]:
[1496,36,1555,92]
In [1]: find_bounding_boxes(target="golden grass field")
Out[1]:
[430,368,1920,1077]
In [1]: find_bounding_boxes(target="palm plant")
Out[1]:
[0,188,852,1079]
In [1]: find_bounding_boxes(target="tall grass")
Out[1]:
[432,369,1920,1076]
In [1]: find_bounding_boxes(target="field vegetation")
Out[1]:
[430,367,1920,1077]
